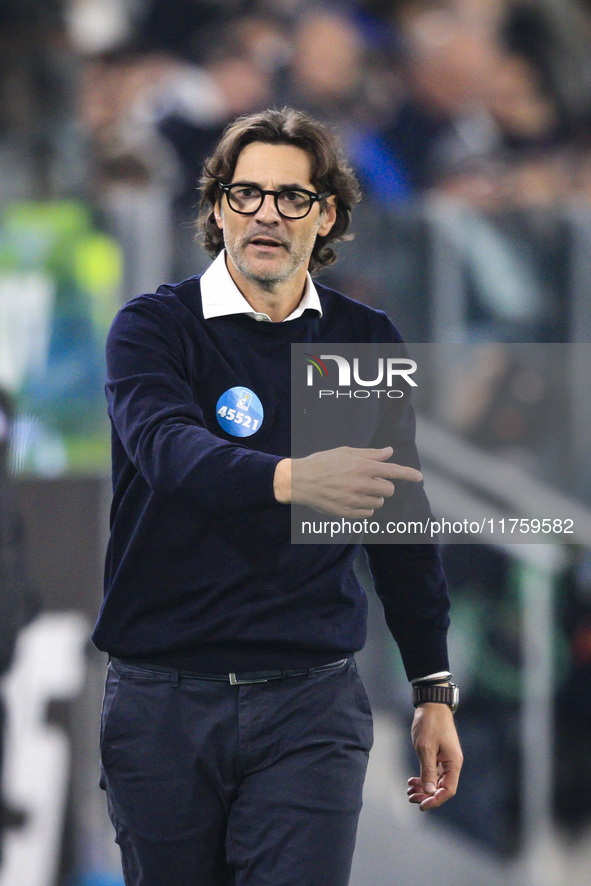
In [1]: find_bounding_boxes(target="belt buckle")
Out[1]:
[229,672,270,685]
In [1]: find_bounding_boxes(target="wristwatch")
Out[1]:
[412,682,460,713]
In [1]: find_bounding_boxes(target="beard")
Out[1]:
[224,225,318,290]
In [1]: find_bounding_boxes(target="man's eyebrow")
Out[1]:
[276,182,311,191]
[230,179,312,191]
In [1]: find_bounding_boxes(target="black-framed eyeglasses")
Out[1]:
[218,182,331,219]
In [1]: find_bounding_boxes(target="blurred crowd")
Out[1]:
[2,0,591,214]
[3,0,591,867]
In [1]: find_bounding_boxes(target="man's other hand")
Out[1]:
[407,702,463,811]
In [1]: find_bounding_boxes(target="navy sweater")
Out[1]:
[92,276,450,680]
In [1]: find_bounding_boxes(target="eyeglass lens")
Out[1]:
[227,186,313,218]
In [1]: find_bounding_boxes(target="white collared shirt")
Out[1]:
[200,251,323,323]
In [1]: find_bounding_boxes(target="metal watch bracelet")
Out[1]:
[412,682,460,713]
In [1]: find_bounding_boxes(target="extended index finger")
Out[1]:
[373,461,423,483]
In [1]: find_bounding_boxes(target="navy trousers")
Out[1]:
[100,658,374,886]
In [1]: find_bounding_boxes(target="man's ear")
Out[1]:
[318,197,337,237]
[213,199,223,230]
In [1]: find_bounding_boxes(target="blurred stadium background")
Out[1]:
[2,1,591,884]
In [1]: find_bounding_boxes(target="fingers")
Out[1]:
[343,448,422,484]
[384,463,423,483]
[364,478,395,500]
[290,445,423,515]
[407,774,435,809]
[408,704,463,812]
[345,446,394,461]
[417,747,438,808]
[340,459,419,511]
[340,498,383,515]
[406,768,459,811]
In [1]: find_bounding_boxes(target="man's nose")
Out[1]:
[254,193,281,223]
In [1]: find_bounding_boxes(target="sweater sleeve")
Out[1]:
[363,310,451,682]
[363,543,450,682]
[106,297,282,513]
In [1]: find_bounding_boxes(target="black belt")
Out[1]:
[110,656,352,685]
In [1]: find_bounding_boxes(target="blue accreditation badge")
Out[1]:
[216,387,264,437]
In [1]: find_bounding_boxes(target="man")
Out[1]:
[94,107,462,886]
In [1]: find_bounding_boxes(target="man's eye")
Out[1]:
[235,187,257,198]
[283,190,304,202]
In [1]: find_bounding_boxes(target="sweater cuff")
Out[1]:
[220,449,284,511]
[396,630,450,684]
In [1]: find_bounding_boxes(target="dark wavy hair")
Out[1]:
[196,107,362,274]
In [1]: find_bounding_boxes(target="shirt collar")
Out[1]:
[200,251,323,323]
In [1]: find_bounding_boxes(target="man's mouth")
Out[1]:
[247,236,288,250]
